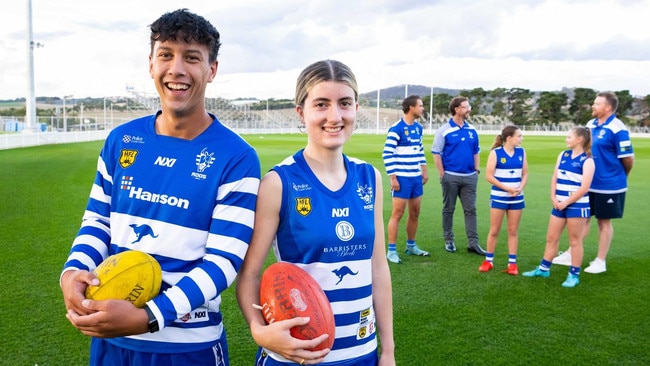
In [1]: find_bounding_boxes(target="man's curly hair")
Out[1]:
[149,8,221,63]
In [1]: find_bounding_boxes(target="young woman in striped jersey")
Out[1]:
[479,126,528,275]
[236,60,395,366]
[523,127,594,288]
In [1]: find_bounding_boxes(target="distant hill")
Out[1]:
[360,85,460,101]
[360,84,583,102]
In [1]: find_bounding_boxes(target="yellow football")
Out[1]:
[85,250,162,308]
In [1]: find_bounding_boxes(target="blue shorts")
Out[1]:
[391,175,423,199]
[90,335,229,366]
[551,207,590,219]
[490,200,525,210]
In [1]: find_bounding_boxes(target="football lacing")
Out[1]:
[252,302,275,323]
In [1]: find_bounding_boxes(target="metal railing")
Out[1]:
[3,109,649,150]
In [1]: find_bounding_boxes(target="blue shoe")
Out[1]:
[522,268,550,278]
[562,273,580,288]
[405,245,430,256]
[386,251,402,264]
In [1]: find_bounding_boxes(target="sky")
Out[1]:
[1,0,649,102]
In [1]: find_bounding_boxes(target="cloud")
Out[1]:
[576,36,649,61]
[1,0,649,101]
[510,36,650,61]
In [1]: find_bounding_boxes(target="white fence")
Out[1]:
[1,130,110,150]
[4,126,649,151]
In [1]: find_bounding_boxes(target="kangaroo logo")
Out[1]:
[332,266,358,285]
[130,224,158,244]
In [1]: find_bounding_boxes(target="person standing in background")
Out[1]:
[431,96,486,256]
[524,127,594,288]
[383,95,430,264]
[479,126,528,275]
[552,92,634,274]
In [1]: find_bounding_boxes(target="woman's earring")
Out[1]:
[298,122,306,133]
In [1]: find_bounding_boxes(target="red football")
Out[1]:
[259,262,335,351]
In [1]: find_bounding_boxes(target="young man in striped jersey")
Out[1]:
[383,95,430,263]
[60,9,260,365]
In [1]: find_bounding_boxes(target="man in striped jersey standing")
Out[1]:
[383,95,430,264]
[60,9,260,365]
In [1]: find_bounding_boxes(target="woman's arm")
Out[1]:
[370,168,396,365]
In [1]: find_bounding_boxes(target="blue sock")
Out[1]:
[539,258,552,271]
[388,243,397,252]
[570,266,581,275]
[407,240,415,248]
[485,253,494,262]
[508,254,517,264]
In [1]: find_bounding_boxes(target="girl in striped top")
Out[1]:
[479,126,528,275]
[523,127,595,288]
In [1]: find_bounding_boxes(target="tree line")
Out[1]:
[3,89,650,127]
[419,87,649,126]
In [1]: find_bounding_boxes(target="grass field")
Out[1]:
[1,133,649,365]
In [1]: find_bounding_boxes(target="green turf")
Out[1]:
[1,134,649,365]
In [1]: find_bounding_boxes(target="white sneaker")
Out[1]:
[552,251,572,266]
[584,258,607,274]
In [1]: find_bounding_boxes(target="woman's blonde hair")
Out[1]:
[295,60,358,107]
[571,126,592,157]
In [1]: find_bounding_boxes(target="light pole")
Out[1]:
[429,86,434,134]
[376,88,380,134]
[63,95,73,132]
[103,97,107,130]
[63,97,67,132]
[25,0,43,133]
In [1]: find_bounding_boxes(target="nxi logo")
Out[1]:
[332,207,349,217]
[154,156,177,168]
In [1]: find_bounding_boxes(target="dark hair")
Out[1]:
[402,95,422,114]
[491,125,520,150]
[295,60,358,107]
[597,91,618,113]
[571,126,592,157]
[449,96,469,116]
[149,9,221,63]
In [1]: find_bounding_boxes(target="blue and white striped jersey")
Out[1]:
[267,149,378,364]
[382,119,426,177]
[63,112,260,353]
[490,146,525,205]
[555,150,590,210]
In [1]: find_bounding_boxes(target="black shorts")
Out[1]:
[589,192,626,219]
